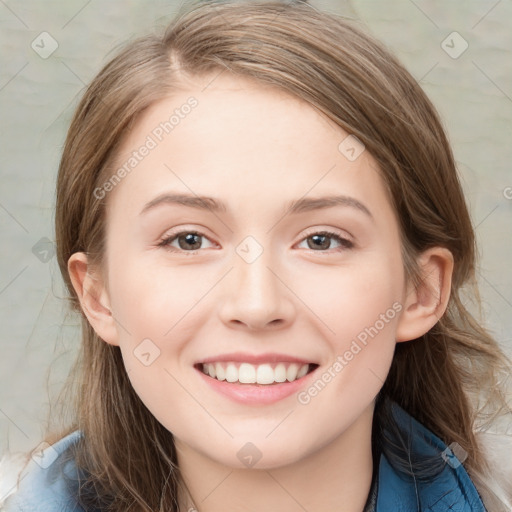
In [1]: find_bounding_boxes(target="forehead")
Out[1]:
[104,73,394,224]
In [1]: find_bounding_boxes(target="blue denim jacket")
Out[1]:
[1,402,487,511]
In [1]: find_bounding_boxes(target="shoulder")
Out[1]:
[0,430,85,512]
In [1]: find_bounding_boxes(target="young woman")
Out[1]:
[1,1,511,511]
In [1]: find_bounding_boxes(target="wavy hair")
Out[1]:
[22,1,512,510]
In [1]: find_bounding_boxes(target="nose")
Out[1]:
[217,246,295,331]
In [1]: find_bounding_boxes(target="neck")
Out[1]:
[176,402,375,512]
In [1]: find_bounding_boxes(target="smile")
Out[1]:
[199,361,318,385]
[194,361,320,404]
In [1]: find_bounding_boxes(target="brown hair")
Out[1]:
[36,0,512,510]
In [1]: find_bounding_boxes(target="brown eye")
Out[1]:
[177,233,202,250]
[158,231,215,253]
[298,231,354,252]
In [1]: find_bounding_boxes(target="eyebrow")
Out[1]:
[139,193,373,219]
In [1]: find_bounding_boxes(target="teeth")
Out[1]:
[201,362,312,385]
[296,364,309,379]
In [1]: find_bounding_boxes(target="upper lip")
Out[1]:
[196,352,317,366]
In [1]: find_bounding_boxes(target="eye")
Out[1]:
[158,228,354,255]
[158,230,215,254]
[296,230,354,252]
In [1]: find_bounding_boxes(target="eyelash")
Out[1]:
[157,229,354,255]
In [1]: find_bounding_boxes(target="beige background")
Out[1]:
[0,0,511,459]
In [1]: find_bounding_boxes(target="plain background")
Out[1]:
[0,0,511,459]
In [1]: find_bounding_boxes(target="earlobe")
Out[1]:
[67,252,120,346]
[395,247,454,343]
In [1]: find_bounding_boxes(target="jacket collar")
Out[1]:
[375,401,487,511]
[2,402,488,511]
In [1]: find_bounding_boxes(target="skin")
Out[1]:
[69,72,453,512]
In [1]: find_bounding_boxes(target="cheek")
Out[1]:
[107,253,211,340]
[310,254,402,335]
[106,253,214,406]
[309,252,403,381]
[107,259,201,419]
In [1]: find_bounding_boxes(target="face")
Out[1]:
[91,73,409,469]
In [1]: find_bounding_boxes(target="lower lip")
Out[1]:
[195,366,318,405]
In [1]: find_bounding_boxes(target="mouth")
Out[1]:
[194,361,320,386]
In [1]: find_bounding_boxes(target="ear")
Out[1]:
[395,247,454,343]
[67,252,119,346]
